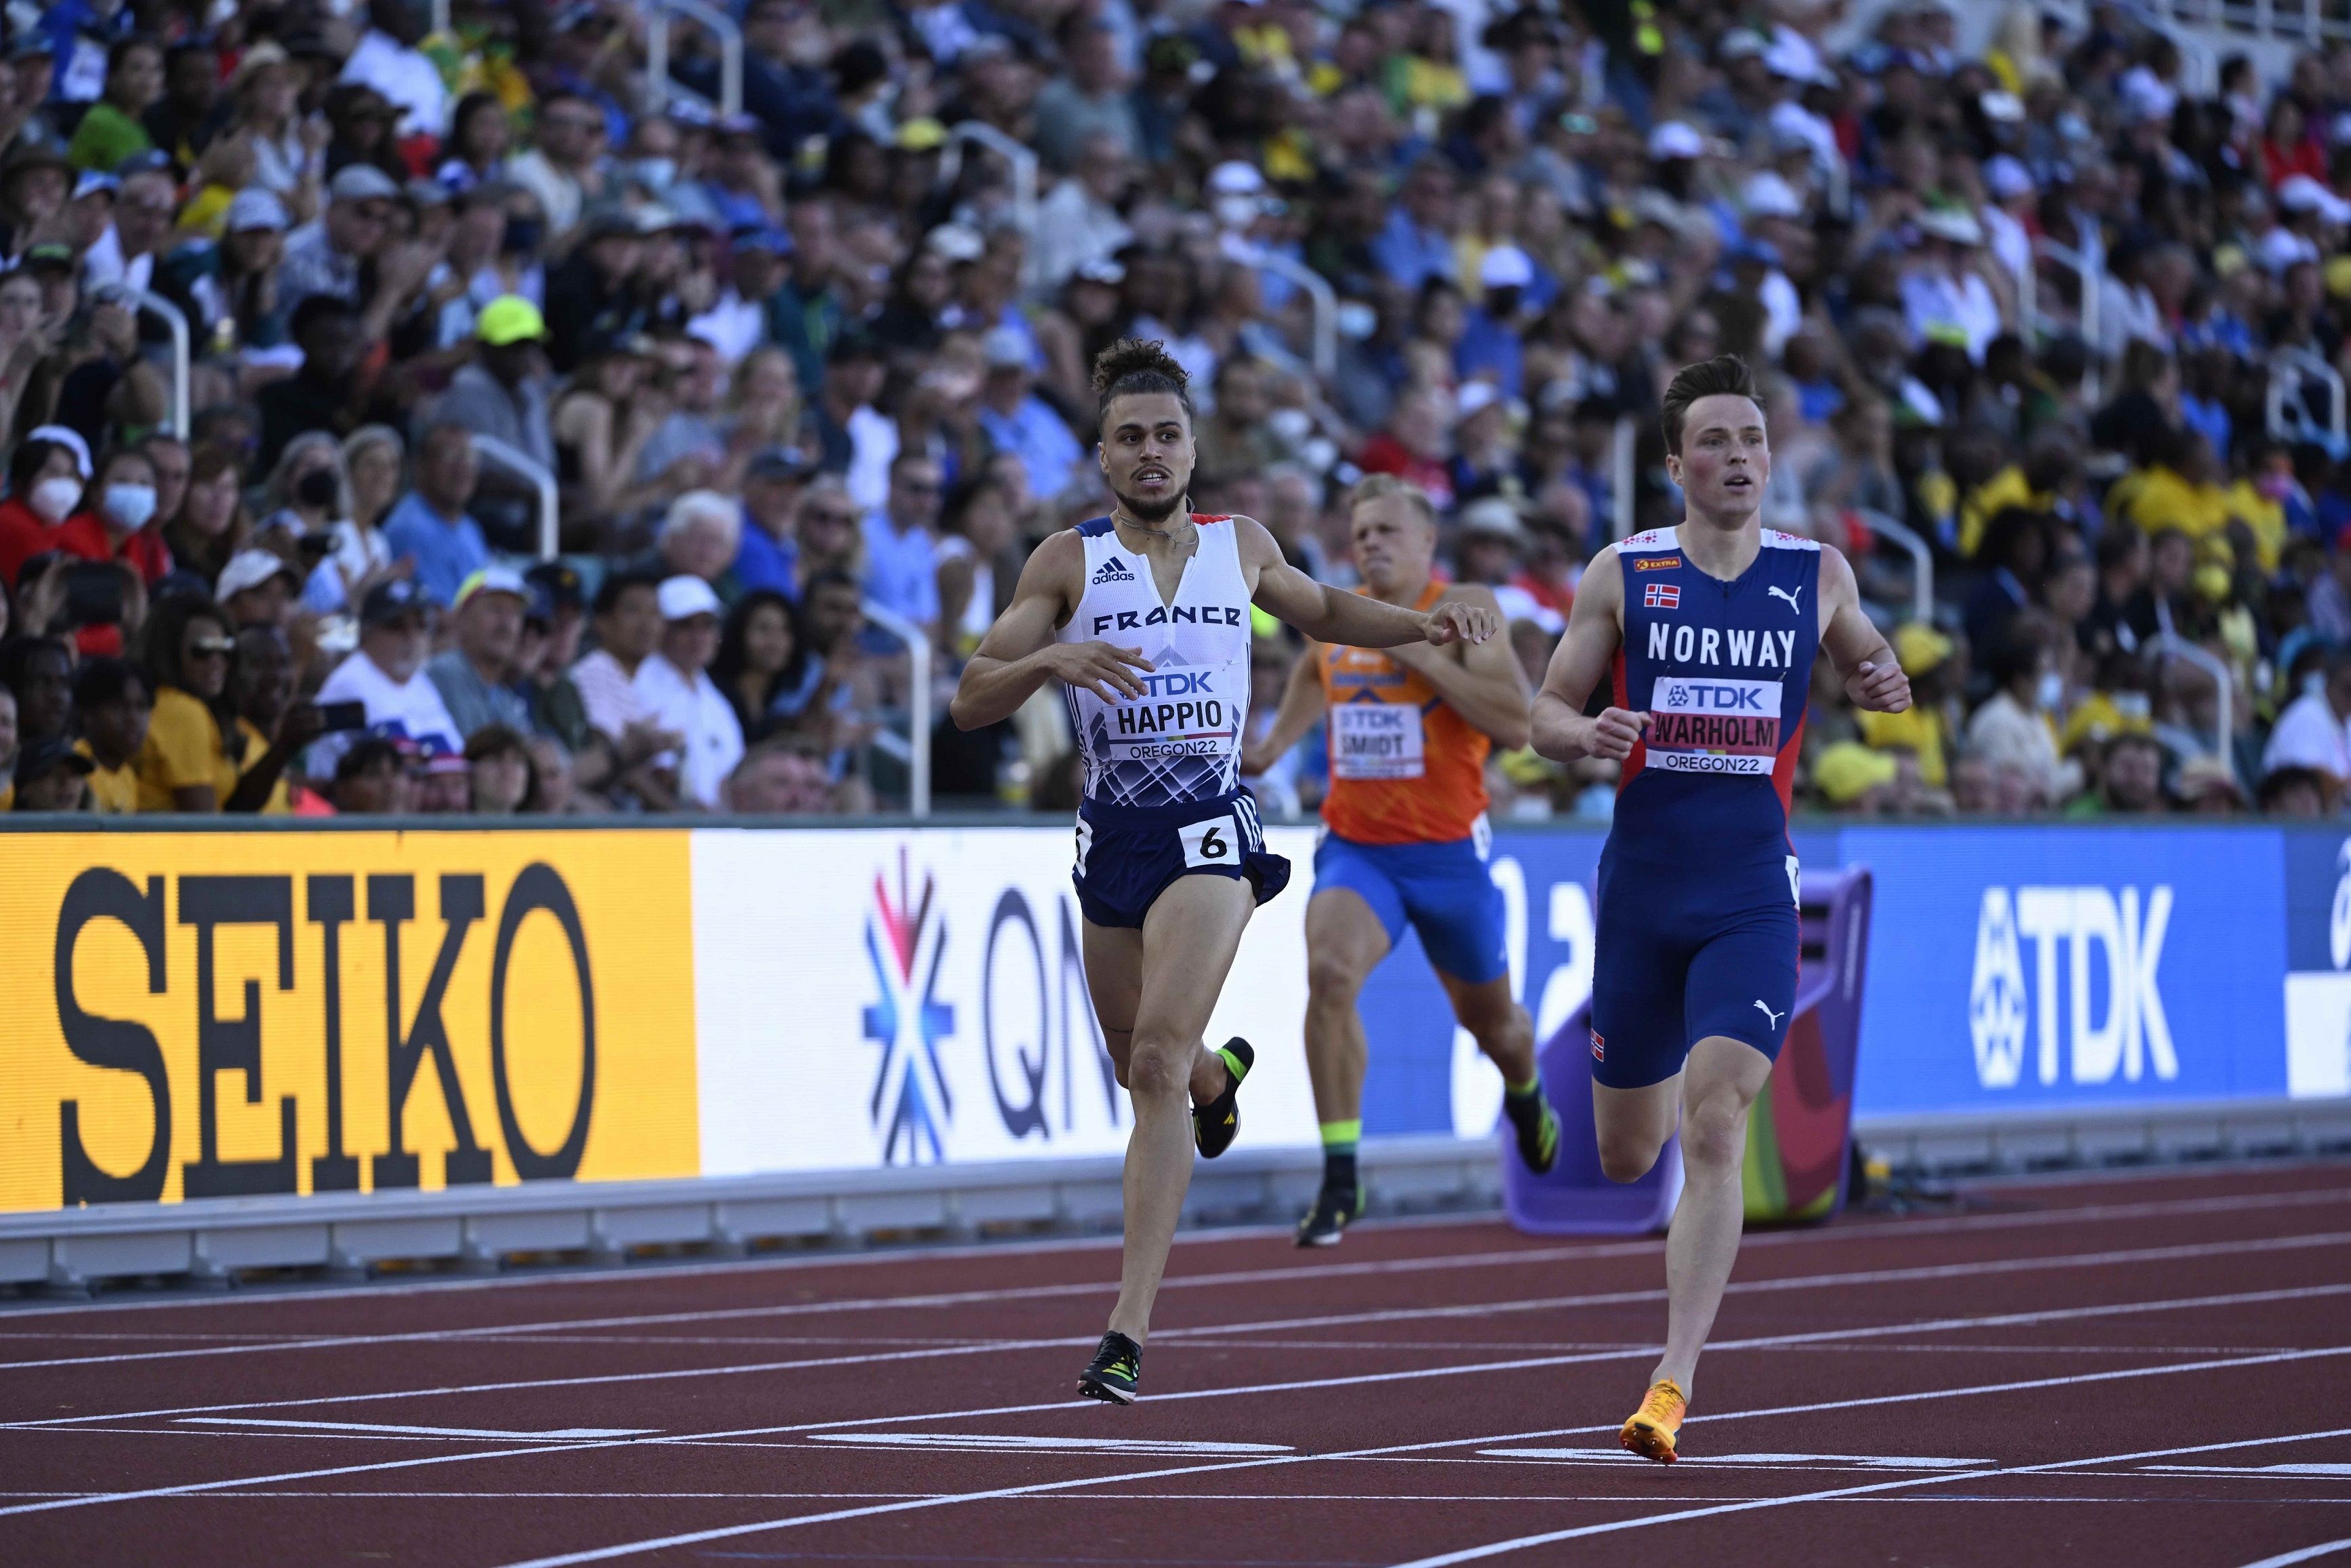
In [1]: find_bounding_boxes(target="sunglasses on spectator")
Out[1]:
[188,637,235,657]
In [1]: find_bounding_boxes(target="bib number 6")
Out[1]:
[1179,813,1239,870]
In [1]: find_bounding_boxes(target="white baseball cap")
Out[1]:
[1477,245,1534,289]
[1647,121,1708,161]
[658,574,723,621]
[216,548,297,601]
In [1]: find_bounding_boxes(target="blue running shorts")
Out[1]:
[1587,847,1799,1090]
[1073,791,1291,929]
[1312,828,1509,985]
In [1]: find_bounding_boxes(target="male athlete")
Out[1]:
[1243,475,1559,1246]
[950,341,1500,1403]
[1530,355,1909,1461]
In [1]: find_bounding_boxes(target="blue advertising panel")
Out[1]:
[1348,821,2327,1133]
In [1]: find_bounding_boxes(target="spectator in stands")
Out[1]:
[464,723,535,814]
[0,431,89,589]
[68,36,161,174]
[331,735,414,814]
[13,733,92,809]
[145,39,224,170]
[228,623,318,813]
[635,575,743,810]
[571,565,682,807]
[378,423,485,607]
[2072,729,2169,816]
[542,211,645,377]
[431,297,557,485]
[71,656,145,813]
[976,327,1082,504]
[1967,624,2083,812]
[517,561,591,753]
[860,451,944,637]
[256,295,370,471]
[731,449,807,599]
[309,578,462,774]
[215,548,298,630]
[507,90,605,245]
[277,163,400,319]
[135,592,237,811]
[813,333,893,510]
[427,565,533,740]
[650,490,742,590]
[793,476,862,593]
[710,587,806,742]
[725,737,838,813]
[161,442,251,588]
[2261,645,2351,803]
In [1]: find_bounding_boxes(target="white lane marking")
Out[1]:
[2147,1464,2351,1478]
[1476,1449,1991,1469]
[176,1418,656,1441]
[1383,1429,2351,1568]
[2236,1542,2351,1567]
[14,1232,2346,1432]
[4,1178,2338,1345]
[487,1384,2351,1567]
[806,1434,1291,1456]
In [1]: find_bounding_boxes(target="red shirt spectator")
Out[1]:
[45,448,174,656]
[0,431,94,590]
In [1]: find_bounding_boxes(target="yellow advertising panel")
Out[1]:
[0,831,699,1213]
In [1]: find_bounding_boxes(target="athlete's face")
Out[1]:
[1668,393,1769,525]
[1097,393,1194,523]
[1350,496,1436,595]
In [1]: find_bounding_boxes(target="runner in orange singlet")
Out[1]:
[1243,475,1560,1245]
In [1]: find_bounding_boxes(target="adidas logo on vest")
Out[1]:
[1091,555,1137,584]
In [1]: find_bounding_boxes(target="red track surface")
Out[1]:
[5,1161,2351,1567]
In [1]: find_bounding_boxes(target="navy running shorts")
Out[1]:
[1072,791,1291,929]
[1312,828,1508,985]
[1587,847,1799,1091]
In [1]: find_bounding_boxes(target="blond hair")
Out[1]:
[1348,473,1436,525]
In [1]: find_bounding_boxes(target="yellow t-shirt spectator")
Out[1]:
[77,739,142,814]
[136,687,238,811]
[1855,704,1948,788]
[2118,464,2232,542]
[235,717,292,815]
[1958,464,2052,559]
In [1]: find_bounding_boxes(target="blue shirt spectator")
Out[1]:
[378,424,490,608]
[859,451,946,630]
[733,506,801,599]
[976,331,1084,501]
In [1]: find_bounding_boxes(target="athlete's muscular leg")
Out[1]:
[1652,1035,1772,1397]
[1302,889,1390,1125]
[1085,921,1245,1107]
[1591,1074,1683,1185]
[1436,971,1536,1087]
[1091,874,1256,1344]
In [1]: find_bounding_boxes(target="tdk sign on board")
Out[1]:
[1969,885,2177,1090]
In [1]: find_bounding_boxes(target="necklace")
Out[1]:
[1112,504,1186,540]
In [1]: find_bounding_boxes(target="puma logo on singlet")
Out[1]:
[1767,585,1804,614]
[1091,556,1137,584]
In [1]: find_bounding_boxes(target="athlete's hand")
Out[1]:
[1045,641,1155,701]
[1846,658,1912,714]
[1583,707,1651,760]
[1423,601,1501,647]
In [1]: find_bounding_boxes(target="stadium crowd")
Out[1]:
[0,0,2347,818]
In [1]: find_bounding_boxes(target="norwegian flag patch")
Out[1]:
[1590,1030,1605,1062]
[1643,582,1681,610]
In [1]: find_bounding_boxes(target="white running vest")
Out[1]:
[1059,515,1253,807]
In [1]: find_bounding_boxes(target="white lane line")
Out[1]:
[2236,1542,2351,1567]
[12,1230,2345,1431]
[1476,1449,1991,1469]
[4,1179,2339,1347]
[1384,1430,2351,1568]
[2148,1464,2351,1478]
[176,1418,656,1441]
[805,1434,1292,1456]
[487,1380,2351,1567]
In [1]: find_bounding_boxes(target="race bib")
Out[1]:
[1331,702,1426,780]
[1178,813,1242,869]
[1645,677,1780,776]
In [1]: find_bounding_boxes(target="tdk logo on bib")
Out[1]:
[1091,556,1136,584]
[1656,680,1767,712]
[1969,885,2177,1090]
[1644,677,1780,774]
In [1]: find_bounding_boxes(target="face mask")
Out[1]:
[631,157,676,193]
[2034,670,2064,712]
[1335,302,1378,340]
[296,469,339,508]
[103,482,157,530]
[1214,195,1260,230]
[502,216,544,256]
[2112,690,2152,721]
[28,475,81,523]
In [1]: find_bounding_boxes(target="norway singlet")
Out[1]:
[1310,581,1508,984]
[1586,525,1820,1089]
[1060,514,1289,927]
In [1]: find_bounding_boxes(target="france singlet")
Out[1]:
[1059,514,1289,928]
[1587,525,1821,1088]
[1308,581,1508,985]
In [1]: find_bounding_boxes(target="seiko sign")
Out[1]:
[1968,885,2178,1090]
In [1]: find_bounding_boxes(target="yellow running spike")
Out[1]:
[1620,1378,1687,1464]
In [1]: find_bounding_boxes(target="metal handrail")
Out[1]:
[1855,508,1933,623]
[2031,237,2101,403]
[860,599,932,818]
[431,0,449,37]
[2154,631,2233,764]
[1609,416,1636,540]
[1248,247,1336,381]
[2267,347,2348,447]
[646,0,744,120]
[129,289,188,439]
[468,435,559,561]
[948,121,1039,243]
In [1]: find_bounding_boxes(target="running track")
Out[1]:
[4,1161,2350,1567]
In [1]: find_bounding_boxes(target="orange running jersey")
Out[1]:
[1317,583,1491,845]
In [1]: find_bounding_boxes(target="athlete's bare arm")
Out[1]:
[1240,646,1327,776]
[1817,546,1912,714]
[1531,548,1649,762]
[1385,584,1533,748]
[949,531,1157,729]
[1236,517,1499,649]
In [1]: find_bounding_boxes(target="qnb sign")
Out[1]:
[1968,885,2178,1090]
